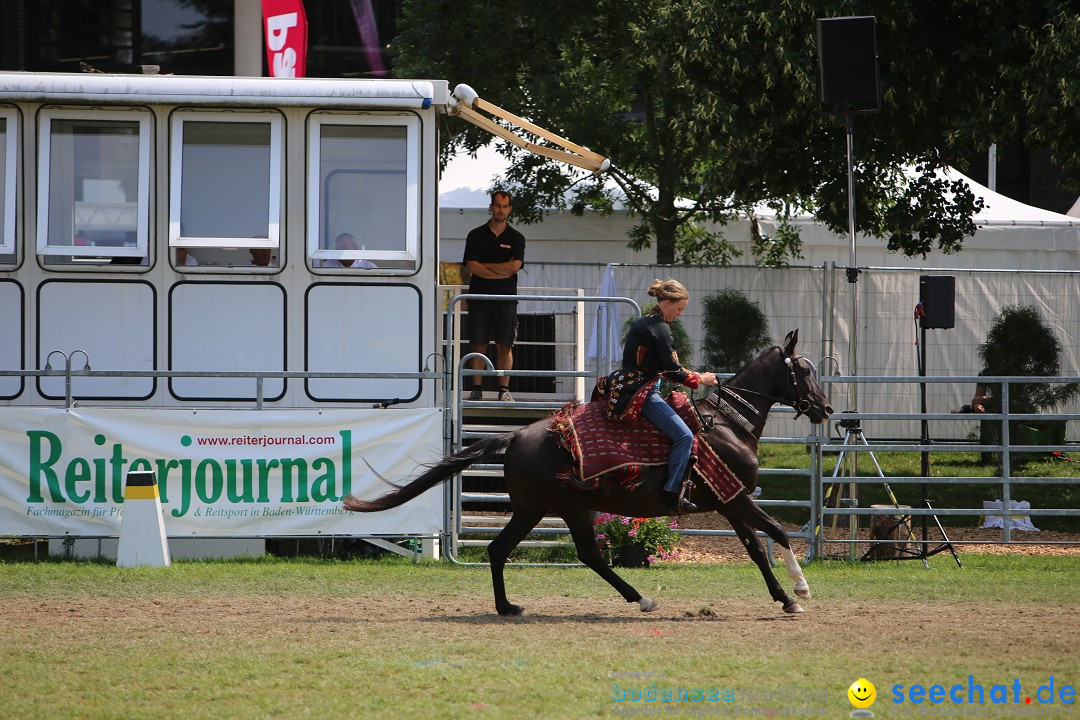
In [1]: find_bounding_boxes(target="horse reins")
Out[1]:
[699,346,814,434]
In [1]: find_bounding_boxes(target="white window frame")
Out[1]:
[0,108,16,255]
[307,113,420,266]
[168,111,282,250]
[36,109,151,258]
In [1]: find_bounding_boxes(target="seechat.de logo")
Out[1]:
[891,676,1076,706]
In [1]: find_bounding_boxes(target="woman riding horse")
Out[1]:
[605,278,718,513]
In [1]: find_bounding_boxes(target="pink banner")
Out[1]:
[348,0,388,77]
[262,0,308,77]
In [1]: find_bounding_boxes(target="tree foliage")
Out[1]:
[392,0,1080,265]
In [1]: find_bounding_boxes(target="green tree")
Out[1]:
[700,289,771,373]
[392,0,1080,265]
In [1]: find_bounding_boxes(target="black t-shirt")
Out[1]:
[463,223,525,298]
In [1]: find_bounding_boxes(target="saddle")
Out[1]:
[549,389,744,503]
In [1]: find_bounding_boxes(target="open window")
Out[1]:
[0,108,16,259]
[168,111,282,269]
[36,109,151,264]
[308,113,420,271]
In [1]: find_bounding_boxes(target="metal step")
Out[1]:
[459,526,570,535]
[462,515,568,527]
[459,468,504,478]
[462,398,567,409]
[461,492,510,503]
[456,538,569,547]
[461,427,522,439]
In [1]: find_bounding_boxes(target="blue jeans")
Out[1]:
[640,386,694,494]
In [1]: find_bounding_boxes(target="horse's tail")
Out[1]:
[343,433,516,513]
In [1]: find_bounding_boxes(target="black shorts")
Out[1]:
[467,301,518,348]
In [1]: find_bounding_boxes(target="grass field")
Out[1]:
[2,555,1078,720]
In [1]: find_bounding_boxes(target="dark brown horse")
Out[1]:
[345,330,832,616]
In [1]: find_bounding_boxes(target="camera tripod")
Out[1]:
[812,416,961,567]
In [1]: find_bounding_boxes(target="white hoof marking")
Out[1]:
[784,603,805,614]
[639,596,660,612]
[779,546,811,600]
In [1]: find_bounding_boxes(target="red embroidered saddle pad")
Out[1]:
[549,395,745,503]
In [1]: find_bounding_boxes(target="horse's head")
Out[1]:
[778,330,833,424]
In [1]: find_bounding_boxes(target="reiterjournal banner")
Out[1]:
[0,408,443,537]
[262,0,308,77]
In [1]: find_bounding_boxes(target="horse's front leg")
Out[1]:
[725,496,812,604]
[729,516,804,614]
[778,543,811,600]
[738,497,812,601]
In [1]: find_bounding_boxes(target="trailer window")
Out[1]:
[169,112,282,269]
[308,115,419,271]
[0,109,15,259]
[36,110,151,264]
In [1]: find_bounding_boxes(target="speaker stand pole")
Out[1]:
[917,325,963,568]
[843,109,861,560]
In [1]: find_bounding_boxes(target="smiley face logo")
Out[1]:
[848,678,877,716]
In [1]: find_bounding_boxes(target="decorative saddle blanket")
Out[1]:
[549,392,745,503]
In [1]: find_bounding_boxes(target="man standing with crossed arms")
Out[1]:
[463,191,525,401]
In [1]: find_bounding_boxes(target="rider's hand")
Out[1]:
[699,372,718,387]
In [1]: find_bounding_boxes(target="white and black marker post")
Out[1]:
[116,470,172,567]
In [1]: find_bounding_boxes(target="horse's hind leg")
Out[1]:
[563,508,657,612]
[488,508,545,616]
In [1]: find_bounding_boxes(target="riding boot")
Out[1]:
[664,459,698,514]
[677,458,698,513]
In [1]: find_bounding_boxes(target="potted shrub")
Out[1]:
[976,304,1079,463]
[594,513,681,567]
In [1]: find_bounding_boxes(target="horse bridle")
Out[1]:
[695,345,815,433]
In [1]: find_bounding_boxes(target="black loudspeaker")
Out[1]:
[919,275,955,330]
[816,16,880,108]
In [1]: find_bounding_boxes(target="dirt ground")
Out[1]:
[3,521,1078,668]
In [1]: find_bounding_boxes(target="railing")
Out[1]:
[814,373,1080,560]
[4,360,440,410]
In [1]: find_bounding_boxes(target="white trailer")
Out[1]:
[0,72,452,557]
